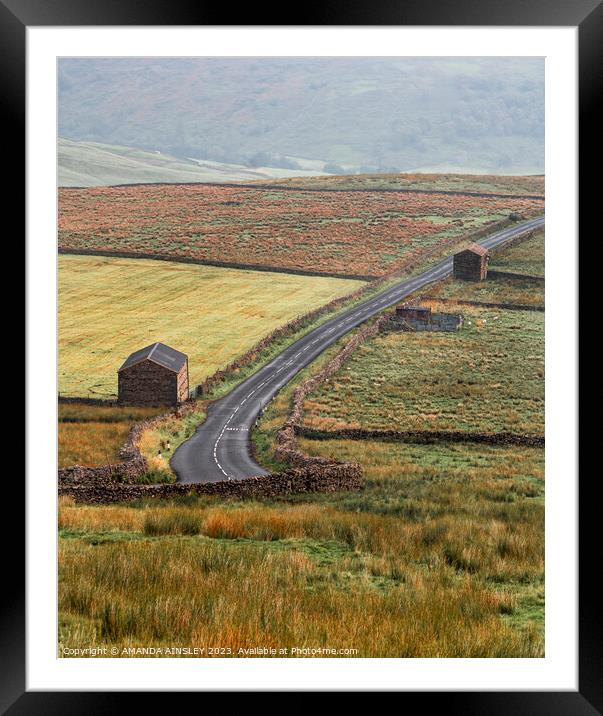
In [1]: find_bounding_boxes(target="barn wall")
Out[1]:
[59,463,363,504]
[176,363,189,403]
[453,252,488,281]
[118,361,179,406]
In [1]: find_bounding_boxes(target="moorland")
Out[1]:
[58,174,545,657]
[59,180,544,279]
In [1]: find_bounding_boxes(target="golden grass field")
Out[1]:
[248,172,545,196]
[58,437,543,657]
[58,404,164,468]
[58,255,364,398]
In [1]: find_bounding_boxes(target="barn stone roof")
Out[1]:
[118,342,187,373]
[458,243,489,257]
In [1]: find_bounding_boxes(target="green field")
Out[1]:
[302,304,544,436]
[432,275,544,308]
[489,229,545,276]
[58,255,364,398]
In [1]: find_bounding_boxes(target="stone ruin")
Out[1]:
[390,305,463,332]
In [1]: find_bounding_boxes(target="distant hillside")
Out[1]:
[58,138,330,187]
[59,58,544,175]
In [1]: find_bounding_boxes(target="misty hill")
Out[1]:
[59,58,544,176]
[58,138,331,187]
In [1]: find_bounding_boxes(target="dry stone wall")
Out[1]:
[59,463,363,504]
[298,426,544,448]
[58,457,148,486]
[58,396,364,502]
[433,297,544,312]
[487,270,545,283]
[388,311,462,332]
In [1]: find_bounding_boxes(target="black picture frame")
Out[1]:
[10,0,597,709]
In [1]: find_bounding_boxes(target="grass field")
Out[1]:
[489,229,545,276]
[302,304,544,436]
[58,437,543,657]
[58,255,364,398]
[432,275,544,308]
[58,404,163,468]
[58,182,544,278]
[249,173,545,196]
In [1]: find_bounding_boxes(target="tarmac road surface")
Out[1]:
[171,215,545,483]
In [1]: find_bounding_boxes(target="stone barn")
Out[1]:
[453,244,489,281]
[118,342,189,407]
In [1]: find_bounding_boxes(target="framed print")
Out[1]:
[9,0,598,708]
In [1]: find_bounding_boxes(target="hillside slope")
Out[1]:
[58,138,330,187]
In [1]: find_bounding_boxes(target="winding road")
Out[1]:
[171,215,545,483]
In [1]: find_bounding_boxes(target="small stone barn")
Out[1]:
[453,243,489,281]
[118,342,189,407]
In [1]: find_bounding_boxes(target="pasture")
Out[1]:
[302,304,544,436]
[58,182,544,279]
[433,275,544,307]
[489,229,545,276]
[58,255,363,398]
